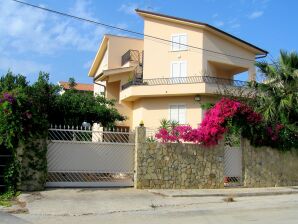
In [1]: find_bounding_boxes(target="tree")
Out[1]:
[0,71,28,92]
[68,77,77,89]
[0,71,125,127]
[49,89,125,126]
[254,50,298,133]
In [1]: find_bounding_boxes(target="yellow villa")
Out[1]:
[88,9,267,130]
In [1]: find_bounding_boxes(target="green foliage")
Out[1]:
[49,89,125,126]
[254,50,298,129]
[159,119,179,131]
[200,102,214,110]
[0,71,125,192]
[218,51,298,150]
[225,119,241,147]
[249,50,298,149]
[0,71,28,92]
[0,190,20,207]
[68,77,77,89]
[146,136,157,143]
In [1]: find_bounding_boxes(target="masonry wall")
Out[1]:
[134,127,224,189]
[242,139,298,187]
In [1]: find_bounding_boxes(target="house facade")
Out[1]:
[88,9,267,129]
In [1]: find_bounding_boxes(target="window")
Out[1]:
[169,105,186,124]
[171,34,187,51]
[171,61,187,78]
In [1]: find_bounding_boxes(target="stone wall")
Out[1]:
[134,127,224,189]
[242,139,298,187]
[16,139,47,191]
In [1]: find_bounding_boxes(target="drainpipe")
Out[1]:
[93,81,106,97]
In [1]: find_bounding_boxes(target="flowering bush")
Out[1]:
[155,98,266,147]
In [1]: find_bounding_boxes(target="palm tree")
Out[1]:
[255,50,298,132]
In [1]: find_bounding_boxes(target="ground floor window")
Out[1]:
[169,104,186,124]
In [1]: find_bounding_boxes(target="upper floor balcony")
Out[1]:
[121,49,143,67]
[120,75,249,101]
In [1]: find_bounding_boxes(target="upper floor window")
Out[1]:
[171,34,187,51]
[171,61,187,78]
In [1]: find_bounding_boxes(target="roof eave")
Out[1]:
[88,35,109,77]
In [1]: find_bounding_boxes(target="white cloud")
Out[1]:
[118,3,138,15]
[0,0,107,55]
[70,0,94,19]
[214,21,224,27]
[248,10,264,19]
[83,59,93,69]
[230,23,241,29]
[118,2,159,15]
[212,13,218,18]
[0,57,51,75]
[228,18,241,29]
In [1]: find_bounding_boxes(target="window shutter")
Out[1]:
[171,35,180,51]
[171,62,179,78]
[179,61,187,77]
[179,34,187,50]
[170,105,179,122]
[178,105,186,124]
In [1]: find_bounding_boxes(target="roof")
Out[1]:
[58,81,94,92]
[136,9,268,55]
[94,66,136,82]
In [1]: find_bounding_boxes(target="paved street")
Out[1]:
[1,188,298,224]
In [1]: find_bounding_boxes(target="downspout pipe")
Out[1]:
[93,80,106,97]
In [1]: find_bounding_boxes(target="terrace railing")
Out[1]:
[121,75,249,90]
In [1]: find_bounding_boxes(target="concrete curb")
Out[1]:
[149,186,298,198]
[0,205,28,214]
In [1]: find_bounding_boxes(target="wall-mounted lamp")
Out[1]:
[194,96,201,102]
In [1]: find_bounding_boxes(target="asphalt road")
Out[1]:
[1,188,298,224]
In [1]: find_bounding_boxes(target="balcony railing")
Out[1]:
[121,76,249,90]
[121,50,140,66]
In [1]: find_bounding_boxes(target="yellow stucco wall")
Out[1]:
[202,30,256,80]
[142,17,257,81]
[106,81,132,127]
[143,18,204,79]
[108,36,143,69]
[131,95,219,129]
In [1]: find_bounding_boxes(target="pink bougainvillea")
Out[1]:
[155,98,265,146]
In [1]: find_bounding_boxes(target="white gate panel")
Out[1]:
[47,142,134,173]
[46,127,135,187]
[224,146,242,186]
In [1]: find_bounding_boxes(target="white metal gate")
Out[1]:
[224,146,242,187]
[46,126,135,187]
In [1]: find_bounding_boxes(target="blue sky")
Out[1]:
[0,0,297,84]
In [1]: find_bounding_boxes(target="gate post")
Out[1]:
[92,123,103,142]
[134,126,146,189]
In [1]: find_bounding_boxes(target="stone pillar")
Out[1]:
[16,139,48,191]
[92,123,103,142]
[134,126,146,189]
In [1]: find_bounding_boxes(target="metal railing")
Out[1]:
[48,125,135,144]
[121,75,249,90]
[121,49,140,66]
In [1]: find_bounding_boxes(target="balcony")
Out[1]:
[120,76,249,101]
[122,76,248,90]
[121,50,141,66]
